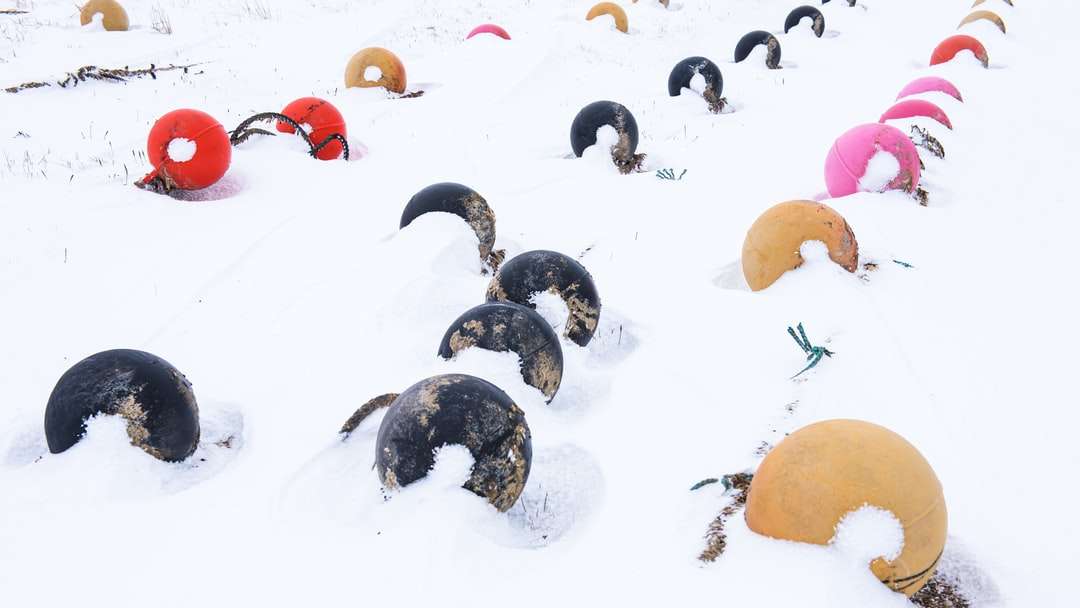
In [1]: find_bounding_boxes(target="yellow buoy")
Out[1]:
[80,0,129,32]
[345,47,407,94]
[745,420,948,596]
[741,200,858,291]
[586,2,629,34]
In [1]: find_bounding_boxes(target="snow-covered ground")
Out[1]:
[1,0,1077,605]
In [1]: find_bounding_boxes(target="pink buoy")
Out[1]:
[880,99,953,130]
[896,77,963,102]
[467,24,511,40]
[825,124,921,198]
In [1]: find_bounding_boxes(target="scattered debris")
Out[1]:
[787,323,834,379]
[699,472,754,562]
[911,125,946,159]
[893,259,915,269]
[656,168,687,181]
[4,63,203,94]
[911,573,972,608]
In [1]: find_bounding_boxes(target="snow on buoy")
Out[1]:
[784,6,825,37]
[930,35,989,68]
[880,99,953,130]
[400,182,502,268]
[139,109,231,192]
[80,0,129,32]
[486,250,601,347]
[741,200,858,291]
[570,100,642,172]
[466,24,511,40]
[896,76,963,102]
[959,10,1007,34]
[345,47,407,93]
[375,375,532,512]
[668,56,726,113]
[825,123,921,198]
[438,302,564,401]
[275,97,348,161]
[586,2,628,34]
[734,31,782,69]
[44,349,200,462]
[744,420,948,596]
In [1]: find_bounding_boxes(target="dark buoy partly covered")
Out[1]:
[570,100,645,174]
[400,182,505,269]
[822,0,856,6]
[668,56,726,113]
[438,302,564,401]
[734,31,782,69]
[785,6,825,37]
[44,349,200,462]
[486,250,601,347]
[375,375,532,512]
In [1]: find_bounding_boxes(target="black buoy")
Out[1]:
[667,56,726,113]
[734,30,782,69]
[570,100,643,173]
[486,250,601,347]
[44,349,200,462]
[785,6,825,37]
[375,374,532,512]
[821,0,856,6]
[400,182,503,268]
[438,302,564,401]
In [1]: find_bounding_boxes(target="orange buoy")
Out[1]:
[930,35,989,67]
[741,201,858,291]
[79,0,129,32]
[140,109,231,191]
[586,2,629,34]
[345,47,407,94]
[958,10,1007,34]
[745,420,947,596]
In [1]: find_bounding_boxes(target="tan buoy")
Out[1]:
[745,420,948,596]
[345,47,407,94]
[959,10,1007,34]
[741,200,858,291]
[586,2,629,34]
[80,0,129,32]
[973,0,1012,7]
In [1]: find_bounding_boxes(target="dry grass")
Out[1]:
[151,5,172,35]
[241,1,272,20]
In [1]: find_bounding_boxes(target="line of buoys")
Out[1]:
[79,0,128,31]
[586,2,628,34]
[734,31,782,69]
[438,302,564,401]
[784,6,825,37]
[44,350,200,462]
[896,76,963,102]
[880,99,953,130]
[345,47,407,93]
[745,420,947,596]
[825,123,921,198]
[959,10,1007,34]
[930,34,989,67]
[486,250,602,347]
[741,201,858,291]
[276,97,348,161]
[375,375,532,512]
[400,182,504,269]
[467,23,511,40]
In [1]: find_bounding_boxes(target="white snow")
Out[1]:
[859,149,901,192]
[1,1,1078,607]
[831,505,906,563]
[363,65,383,82]
[166,137,197,163]
[688,71,707,95]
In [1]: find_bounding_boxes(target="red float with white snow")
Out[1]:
[276,97,348,161]
[930,34,989,68]
[137,108,231,192]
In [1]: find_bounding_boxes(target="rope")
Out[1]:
[229,112,350,161]
[787,322,834,378]
[4,63,202,94]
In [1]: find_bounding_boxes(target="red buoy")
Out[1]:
[930,35,989,67]
[276,97,347,161]
[140,109,231,191]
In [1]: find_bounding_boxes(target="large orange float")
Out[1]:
[80,0,129,31]
[586,2,628,33]
[741,201,858,291]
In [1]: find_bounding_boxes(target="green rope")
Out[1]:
[892,259,915,269]
[787,322,834,378]
[656,168,686,180]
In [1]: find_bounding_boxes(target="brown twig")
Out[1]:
[4,63,204,94]
[699,472,754,562]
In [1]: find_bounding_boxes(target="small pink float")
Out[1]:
[467,24,511,40]
[880,99,953,130]
[896,76,963,103]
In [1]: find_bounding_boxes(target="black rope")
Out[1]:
[229,112,349,161]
